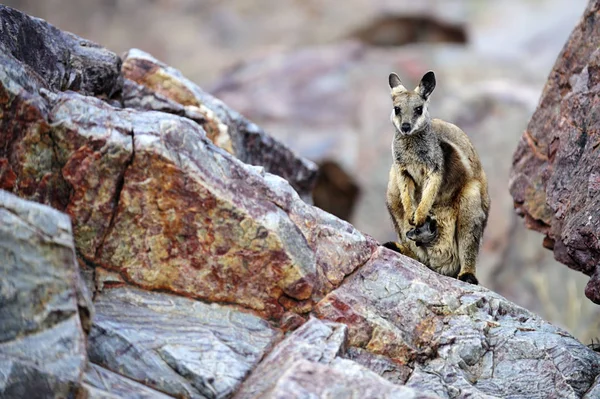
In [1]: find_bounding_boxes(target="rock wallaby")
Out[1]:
[383,71,490,284]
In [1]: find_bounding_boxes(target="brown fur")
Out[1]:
[384,71,490,284]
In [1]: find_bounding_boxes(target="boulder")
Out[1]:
[119,48,318,202]
[234,317,437,399]
[509,0,600,303]
[315,248,600,398]
[0,189,91,398]
[0,4,316,205]
[0,4,121,97]
[0,5,375,320]
[83,363,173,399]
[89,286,282,398]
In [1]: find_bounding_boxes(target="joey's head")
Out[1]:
[388,71,436,136]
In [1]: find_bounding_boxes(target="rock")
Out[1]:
[88,286,282,399]
[234,317,346,398]
[257,358,440,399]
[315,247,600,398]
[235,317,436,399]
[0,189,90,398]
[83,363,173,399]
[119,49,317,202]
[0,26,375,318]
[345,347,413,385]
[584,375,600,399]
[509,0,600,303]
[0,4,121,97]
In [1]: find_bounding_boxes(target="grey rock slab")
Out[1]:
[0,189,90,398]
[236,317,437,398]
[234,317,347,399]
[315,247,600,399]
[263,358,441,399]
[83,363,174,399]
[0,4,121,96]
[88,286,282,399]
[345,346,413,385]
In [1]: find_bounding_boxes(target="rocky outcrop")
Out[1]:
[235,318,438,399]
[119,48,317,202]
[0,4,370,320]
[0,5,121,97]
[89,287,282,398]
[509,0,600,303]
[317,248,600,398]
[0,190,91,398]
[2,5,600,399]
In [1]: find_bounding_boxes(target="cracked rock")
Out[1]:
[0,6,375,318]
[509,0,600,303]
[235,317,436,399]
[315,248,600,398]
[88,286,282,399]
[120,48,318,203]
[0,189,90,398]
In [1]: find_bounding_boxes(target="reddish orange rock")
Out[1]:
[510,0,600,303]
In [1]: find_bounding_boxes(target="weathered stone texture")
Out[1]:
[509,0,600,303]
[0,5,121,96]
[316,248,600,398]
[119,49,318,202]
[83,363,174,399]
[89,286,282,398]
[0,189,90,398]
[0,36,375,319]
[235,317,437,399]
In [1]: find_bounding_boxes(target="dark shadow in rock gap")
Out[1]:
[312,160,360,223]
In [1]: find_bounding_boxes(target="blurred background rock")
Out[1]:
[8,0,598,342]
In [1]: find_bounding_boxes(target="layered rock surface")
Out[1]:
[1,5,600,399]
[510,0,600,303]
[0,189,91,398]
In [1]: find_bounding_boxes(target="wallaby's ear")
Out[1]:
[389,72,406,91]
[416,71,436,99]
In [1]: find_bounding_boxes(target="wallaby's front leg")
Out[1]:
[413,172,442,226]
[399,170,416,221]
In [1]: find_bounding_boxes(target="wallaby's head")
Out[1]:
[388,71,436,136]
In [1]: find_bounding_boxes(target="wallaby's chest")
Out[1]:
[393,137,441,187]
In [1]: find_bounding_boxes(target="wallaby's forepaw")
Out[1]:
[458,272,479,285]
[382,241,403,254]
[406,216,437,246]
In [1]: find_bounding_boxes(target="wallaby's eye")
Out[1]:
[414,106,423,116]
[394,106,401,115]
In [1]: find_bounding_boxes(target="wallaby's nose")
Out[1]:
[401,123,411,133]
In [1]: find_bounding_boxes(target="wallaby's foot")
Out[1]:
[458,272,479,285]
[382,241,418,260]
[406,216,438,247]
[383,241,403,253]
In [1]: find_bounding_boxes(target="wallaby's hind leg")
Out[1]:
[456,181,487,285]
